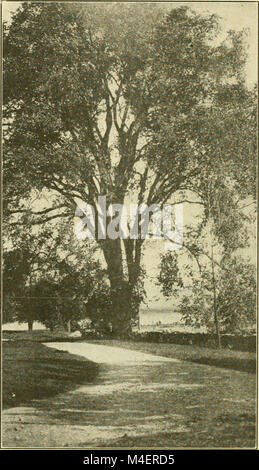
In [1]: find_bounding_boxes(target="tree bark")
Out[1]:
[100,237,142,337]
[211,244,221,349]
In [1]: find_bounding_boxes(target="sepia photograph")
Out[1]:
[1,1,257,450]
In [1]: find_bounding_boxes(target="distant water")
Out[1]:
[138,310,206,333]
[2,321,46,331]
[2,312,206,333]
[140,310,182,326]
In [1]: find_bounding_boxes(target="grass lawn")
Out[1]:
[87,339,256,373]
[2,339,99,409]
[2,332,256,448]
[2,329,77,342]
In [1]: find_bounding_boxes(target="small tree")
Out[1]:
[158,179,256,346]
[159,251,256,342]
[216,256,256,334]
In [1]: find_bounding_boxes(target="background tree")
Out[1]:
[3,224,59,330]
[3,220,108,331]
[158,180,256,345]
[166,254,256,338]
[3,248,32,327]
[4,3,256,335]
[216,255,256,334]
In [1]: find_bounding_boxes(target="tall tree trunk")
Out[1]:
[100,237,142,337]
[28,320,33,331]
[123,237,143,330]
[101,238,129,336]
[67,319,71,334]
[211,244,221,349]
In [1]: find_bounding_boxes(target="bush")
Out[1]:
[130,331,256,352]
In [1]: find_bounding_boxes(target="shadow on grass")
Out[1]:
[190,357,255,373]
[3,340,99,409]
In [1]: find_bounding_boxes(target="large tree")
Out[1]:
[4,3,256,335]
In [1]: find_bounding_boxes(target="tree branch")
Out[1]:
[10,212,73,226]
[7,204,68,216]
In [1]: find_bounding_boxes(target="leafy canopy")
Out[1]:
[4,3,255,221]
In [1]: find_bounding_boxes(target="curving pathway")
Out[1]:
[3,341,256,448]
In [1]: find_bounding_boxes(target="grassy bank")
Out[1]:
[3,329,77,342]
[130,331,256,352]
[2,340,99,409]
[87,339,256,373]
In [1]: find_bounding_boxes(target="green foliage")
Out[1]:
[216,256,256,333]
[158,249,256,334]
[3,221,108,329]
[158,175,256,335]
[158,252,183,298]
[4,3,255,209]
[84,283,112,335]
[178,257,256,334]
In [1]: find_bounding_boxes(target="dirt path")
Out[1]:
[43,341,180,364]
[2,342,256,448]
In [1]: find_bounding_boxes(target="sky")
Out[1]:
[2,1,257,309]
